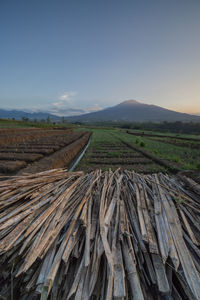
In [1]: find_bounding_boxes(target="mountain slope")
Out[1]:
[68,100,200,123]
[0,109,61,122]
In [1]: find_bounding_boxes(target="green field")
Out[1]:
[0,118,72,129]
[119,131,200,171]
[76,128,200,173]
[128,129,200,140]
[1,120,200,174]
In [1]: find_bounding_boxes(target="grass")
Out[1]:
[3,122,198,173]
[196,162,200,171]
[116,131,200,171]
[107,151,122,157]
[128,129,200,140]
[76,128,166,173]
[75,128,122,169]
[176,194,185,205]
[135,137,146,147]
[149,136,200,147]
[0,118,72,129]
[75,128,200,172]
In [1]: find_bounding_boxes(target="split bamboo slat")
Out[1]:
[0,168,200,299]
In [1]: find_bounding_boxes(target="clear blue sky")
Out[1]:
[0,0,200,115]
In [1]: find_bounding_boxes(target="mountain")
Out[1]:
[0,109,61,122]
[67,100,200,123]
[1,100,200,123]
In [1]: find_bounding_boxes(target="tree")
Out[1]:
[21,117,29,122]
[46,116,51,123]
[61,116,67,124]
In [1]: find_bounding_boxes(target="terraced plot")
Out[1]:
[125,130,200,172]
[0,128,91,175]
[147,136,200,150]
[76,129,166,173]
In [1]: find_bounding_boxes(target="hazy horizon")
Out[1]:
[0,0,200,115]
[1,99,200,118]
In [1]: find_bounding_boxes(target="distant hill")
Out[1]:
[0,109,61,122]
[1,100,200,124]
[67,100,200,123]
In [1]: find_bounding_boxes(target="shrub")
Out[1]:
[173,157,180,163]
[135,138,140,144]
[140,141,145,147]
[153,150,159,155]
[196,162,200,171]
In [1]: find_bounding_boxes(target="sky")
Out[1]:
[0,0,200,115]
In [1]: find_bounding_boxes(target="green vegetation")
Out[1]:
[107,150,122,157]
[2,121,199,173]
[128,129,200,140]
[76,127,121,144]
[116,131,200,171]
[75,127,200,172]
[176,194,185,205]
[75,128,123,170]
[135,137,146,147]
[0,118,72,129]
[118,121,200,135]
[196,162,200,171]
[140,141,146,147]
[74,121,200,135]
[135,138,140,144]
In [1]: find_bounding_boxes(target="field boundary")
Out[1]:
[69,136,91,171]
[126,130,200,142]
[17,132,92,174]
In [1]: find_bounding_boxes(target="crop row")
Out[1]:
[76,130,166,173]
[124,130,200,172]
[0,128,72,146]
[126,130,200,142]
[0,128,91,175]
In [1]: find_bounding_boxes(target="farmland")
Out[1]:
[1,126,200,176]
[76,128,200,177]
[126,130,200,171]
[0,128,91,175]
[0,125,200,299]
[76,129,166,173]
[126,129,200,140]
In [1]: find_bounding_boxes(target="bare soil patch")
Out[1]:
[17,132,91,175]
[0,148,54,155]
[0,129,91,175]
[0,152,43,162]
[89,157,151,164]
[0,160,27,173]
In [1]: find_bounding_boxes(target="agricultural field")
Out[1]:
[76,128,200,178]
[0,128,91,175]
[1,126,200,178]
[127,129,200,140]
[126,130,200,171]
[76,129,167,173]
[0,126,200,299]
[146,136,200,150]
[0,118,72,129]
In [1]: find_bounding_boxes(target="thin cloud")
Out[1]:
[51,91,78,109]
[59,91,77,101]
[16,92,103,117]
[87,104,102,112]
